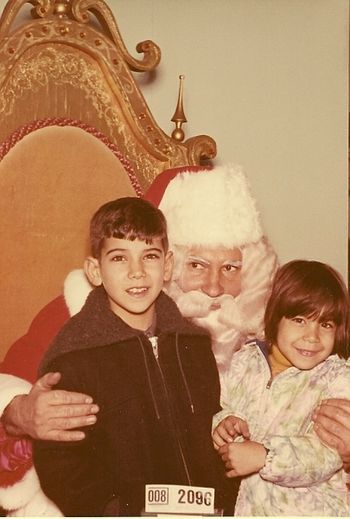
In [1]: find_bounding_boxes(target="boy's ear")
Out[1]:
[163,250,174,283]
[84,257,102,287]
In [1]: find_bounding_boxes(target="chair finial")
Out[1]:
[171,75,187,142]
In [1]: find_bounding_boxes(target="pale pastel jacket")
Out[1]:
[213,340,350,516]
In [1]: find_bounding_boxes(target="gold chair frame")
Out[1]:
[0,0,216,189]
[0,0,217,358]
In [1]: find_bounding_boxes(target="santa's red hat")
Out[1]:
[144,163,263,249]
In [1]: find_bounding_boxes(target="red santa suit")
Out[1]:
[0,270,93,515]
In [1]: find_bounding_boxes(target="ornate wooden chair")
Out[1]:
[0,0,216,359]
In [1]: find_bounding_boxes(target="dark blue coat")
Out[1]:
[34,286,231,516]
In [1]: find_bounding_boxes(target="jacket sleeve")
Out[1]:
[33,354,114,517]
[260,431,342,487]
[212,348,250,431]
[34,435,114,516]
[260,361,350,487]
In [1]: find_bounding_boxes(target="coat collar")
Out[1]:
[41,286,208,372]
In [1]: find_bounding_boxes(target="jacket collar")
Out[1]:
[41,286,208,371]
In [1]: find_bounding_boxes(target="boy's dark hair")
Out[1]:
[264,259,350,358]
[90,197,168,258]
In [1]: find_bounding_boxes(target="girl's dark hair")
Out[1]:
[264,260,349,358]
[90,197,168,258]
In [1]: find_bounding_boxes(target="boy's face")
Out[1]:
[85,237,173,331]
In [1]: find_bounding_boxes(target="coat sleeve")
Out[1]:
[212,348,251,431]
[260,432,342,487]
[34,435,114,516]
[260,361,350,487]
[33,354,115,517]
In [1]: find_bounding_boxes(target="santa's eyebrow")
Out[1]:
[186,255,211,266]
[222,259,243,266]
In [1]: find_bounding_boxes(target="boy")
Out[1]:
[33,197,229,516]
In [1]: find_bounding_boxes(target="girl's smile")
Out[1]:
[276,316,336,370]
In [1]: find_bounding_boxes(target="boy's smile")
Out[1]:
[85,237,173,330]
[276,316,336,370]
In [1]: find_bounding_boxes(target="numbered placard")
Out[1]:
[145,484,215,515]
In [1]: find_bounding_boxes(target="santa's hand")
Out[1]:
[1,372,99,441]
[212,415,250,450]
[313,398,350,471]
[218,440,266,477]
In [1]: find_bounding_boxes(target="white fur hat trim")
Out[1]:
[158,164,263,248]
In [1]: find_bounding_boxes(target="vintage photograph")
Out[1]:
[0,0,348,516]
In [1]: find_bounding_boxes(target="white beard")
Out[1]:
[166,281,253,376]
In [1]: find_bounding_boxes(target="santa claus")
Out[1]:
[154,164,277,375]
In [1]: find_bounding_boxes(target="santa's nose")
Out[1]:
[202,270,224,298]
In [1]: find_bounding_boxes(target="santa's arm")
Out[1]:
[0,291,95,439]
[0,270,95,439]
[0,375,32,417]
[313,399,350,472]
[0,376,62,515]
[312,363,350,471]
[0,373,86,515]
[0,271,93,514]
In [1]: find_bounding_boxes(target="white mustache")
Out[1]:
[170,286,234,318]
[166,281,259,334]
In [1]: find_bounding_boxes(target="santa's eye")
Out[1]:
[222,263,241,272]
[188,261,205,270]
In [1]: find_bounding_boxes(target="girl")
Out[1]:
[212,260,350,516]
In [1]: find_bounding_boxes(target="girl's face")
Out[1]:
[276,315,336,370]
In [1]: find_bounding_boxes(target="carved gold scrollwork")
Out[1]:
[31,0,55,18]
[71,0,161,72]
[0,0,160,72]
[184,135,217,164]
[0,0,53,39]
